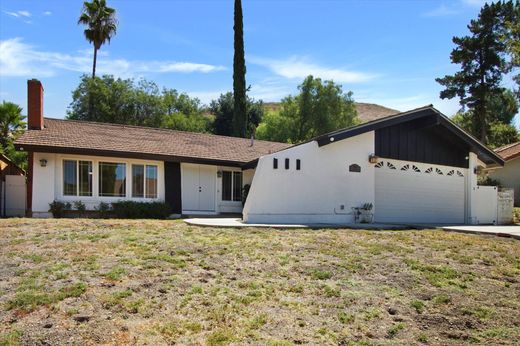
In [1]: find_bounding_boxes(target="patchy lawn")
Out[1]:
[0,219,519,345]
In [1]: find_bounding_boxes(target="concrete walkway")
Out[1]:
[443,225,520,240]
[184,217,408,230]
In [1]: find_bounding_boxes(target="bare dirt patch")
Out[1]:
[0,219,519,345]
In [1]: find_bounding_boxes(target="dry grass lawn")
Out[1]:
[0,218,519,345]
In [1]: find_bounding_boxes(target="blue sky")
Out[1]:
[0,0,518,128]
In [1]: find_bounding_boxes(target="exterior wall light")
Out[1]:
[368,154,379,164]
[217,170,223,178]
[39,159,48,167]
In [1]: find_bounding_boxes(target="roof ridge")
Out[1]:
[43,117,288,145]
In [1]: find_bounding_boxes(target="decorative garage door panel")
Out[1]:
[375,159,465,224]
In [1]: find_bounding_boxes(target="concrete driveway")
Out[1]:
[443,225,520,240]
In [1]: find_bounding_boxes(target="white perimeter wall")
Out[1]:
[488,157,520,207]
[243,131,375,224]
[32,152,165,217]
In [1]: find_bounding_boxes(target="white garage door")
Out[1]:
[375,159,466,224]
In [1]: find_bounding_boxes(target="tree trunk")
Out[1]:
[92,46,98,79]
[233,0,247,138]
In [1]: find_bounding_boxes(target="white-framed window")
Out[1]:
[132,164,158,198]
[99,162,126,197]
[63,160,93,196]
[222,171,242,202]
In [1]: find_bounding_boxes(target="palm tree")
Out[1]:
[78,0,117,78]
[0,101,25,153]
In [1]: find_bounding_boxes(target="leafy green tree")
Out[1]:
[504,4,520,99]
[210,92,264,137]
[436,1,518,144]
[160,89,212,133]
[0,101,27,169]
[68,75,135,123]
[257,76,358,143]
[161,113,212,133]
[451,89,519,148]
[255,110,293,143]
[78,0,118,78]
[233,0,247,137]
[488,122,519,148]
[68,75,209,132]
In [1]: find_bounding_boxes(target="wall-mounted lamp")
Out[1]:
[39,159,48,167]
[217,170,223,178]
[368,154,379,164]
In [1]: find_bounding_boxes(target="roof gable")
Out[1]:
[315,105,504,166]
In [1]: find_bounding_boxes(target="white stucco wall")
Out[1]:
[488,157,520,207]
[243,131,375,224]
[32,152,165,217]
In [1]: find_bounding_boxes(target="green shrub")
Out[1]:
[73,200,86,217]
[111,201,172,219]
[95,202,111,218]
[48,201,71,218]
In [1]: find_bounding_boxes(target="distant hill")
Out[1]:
[262,102,399,123]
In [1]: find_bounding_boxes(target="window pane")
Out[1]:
[79,161,92,196]
[99,162,126,197]
[222,171,232,201]
[233,172,242,201]
[145,165,158,198]
[63,160,77,196]
[132,165,144,198]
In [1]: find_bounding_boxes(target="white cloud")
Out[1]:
[0,38,226,78]
[423,5,459,17]
[3,10,31,18]
[43,11,52,16]
[250,56,376,84]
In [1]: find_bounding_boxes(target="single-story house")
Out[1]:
[15,80,290,217]
[487,141,520,206]
[15,79,504,224]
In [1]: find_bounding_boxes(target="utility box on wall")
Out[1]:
[470,185,498,225]
[497,188,514,225]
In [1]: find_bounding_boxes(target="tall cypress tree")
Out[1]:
[233,0,247,138]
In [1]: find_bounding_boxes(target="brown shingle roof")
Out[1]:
[15,118,291,166]
[494,141,520,161]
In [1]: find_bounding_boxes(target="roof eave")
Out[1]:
[14,143,247,168]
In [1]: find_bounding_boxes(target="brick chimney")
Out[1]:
[27,79,44,130]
